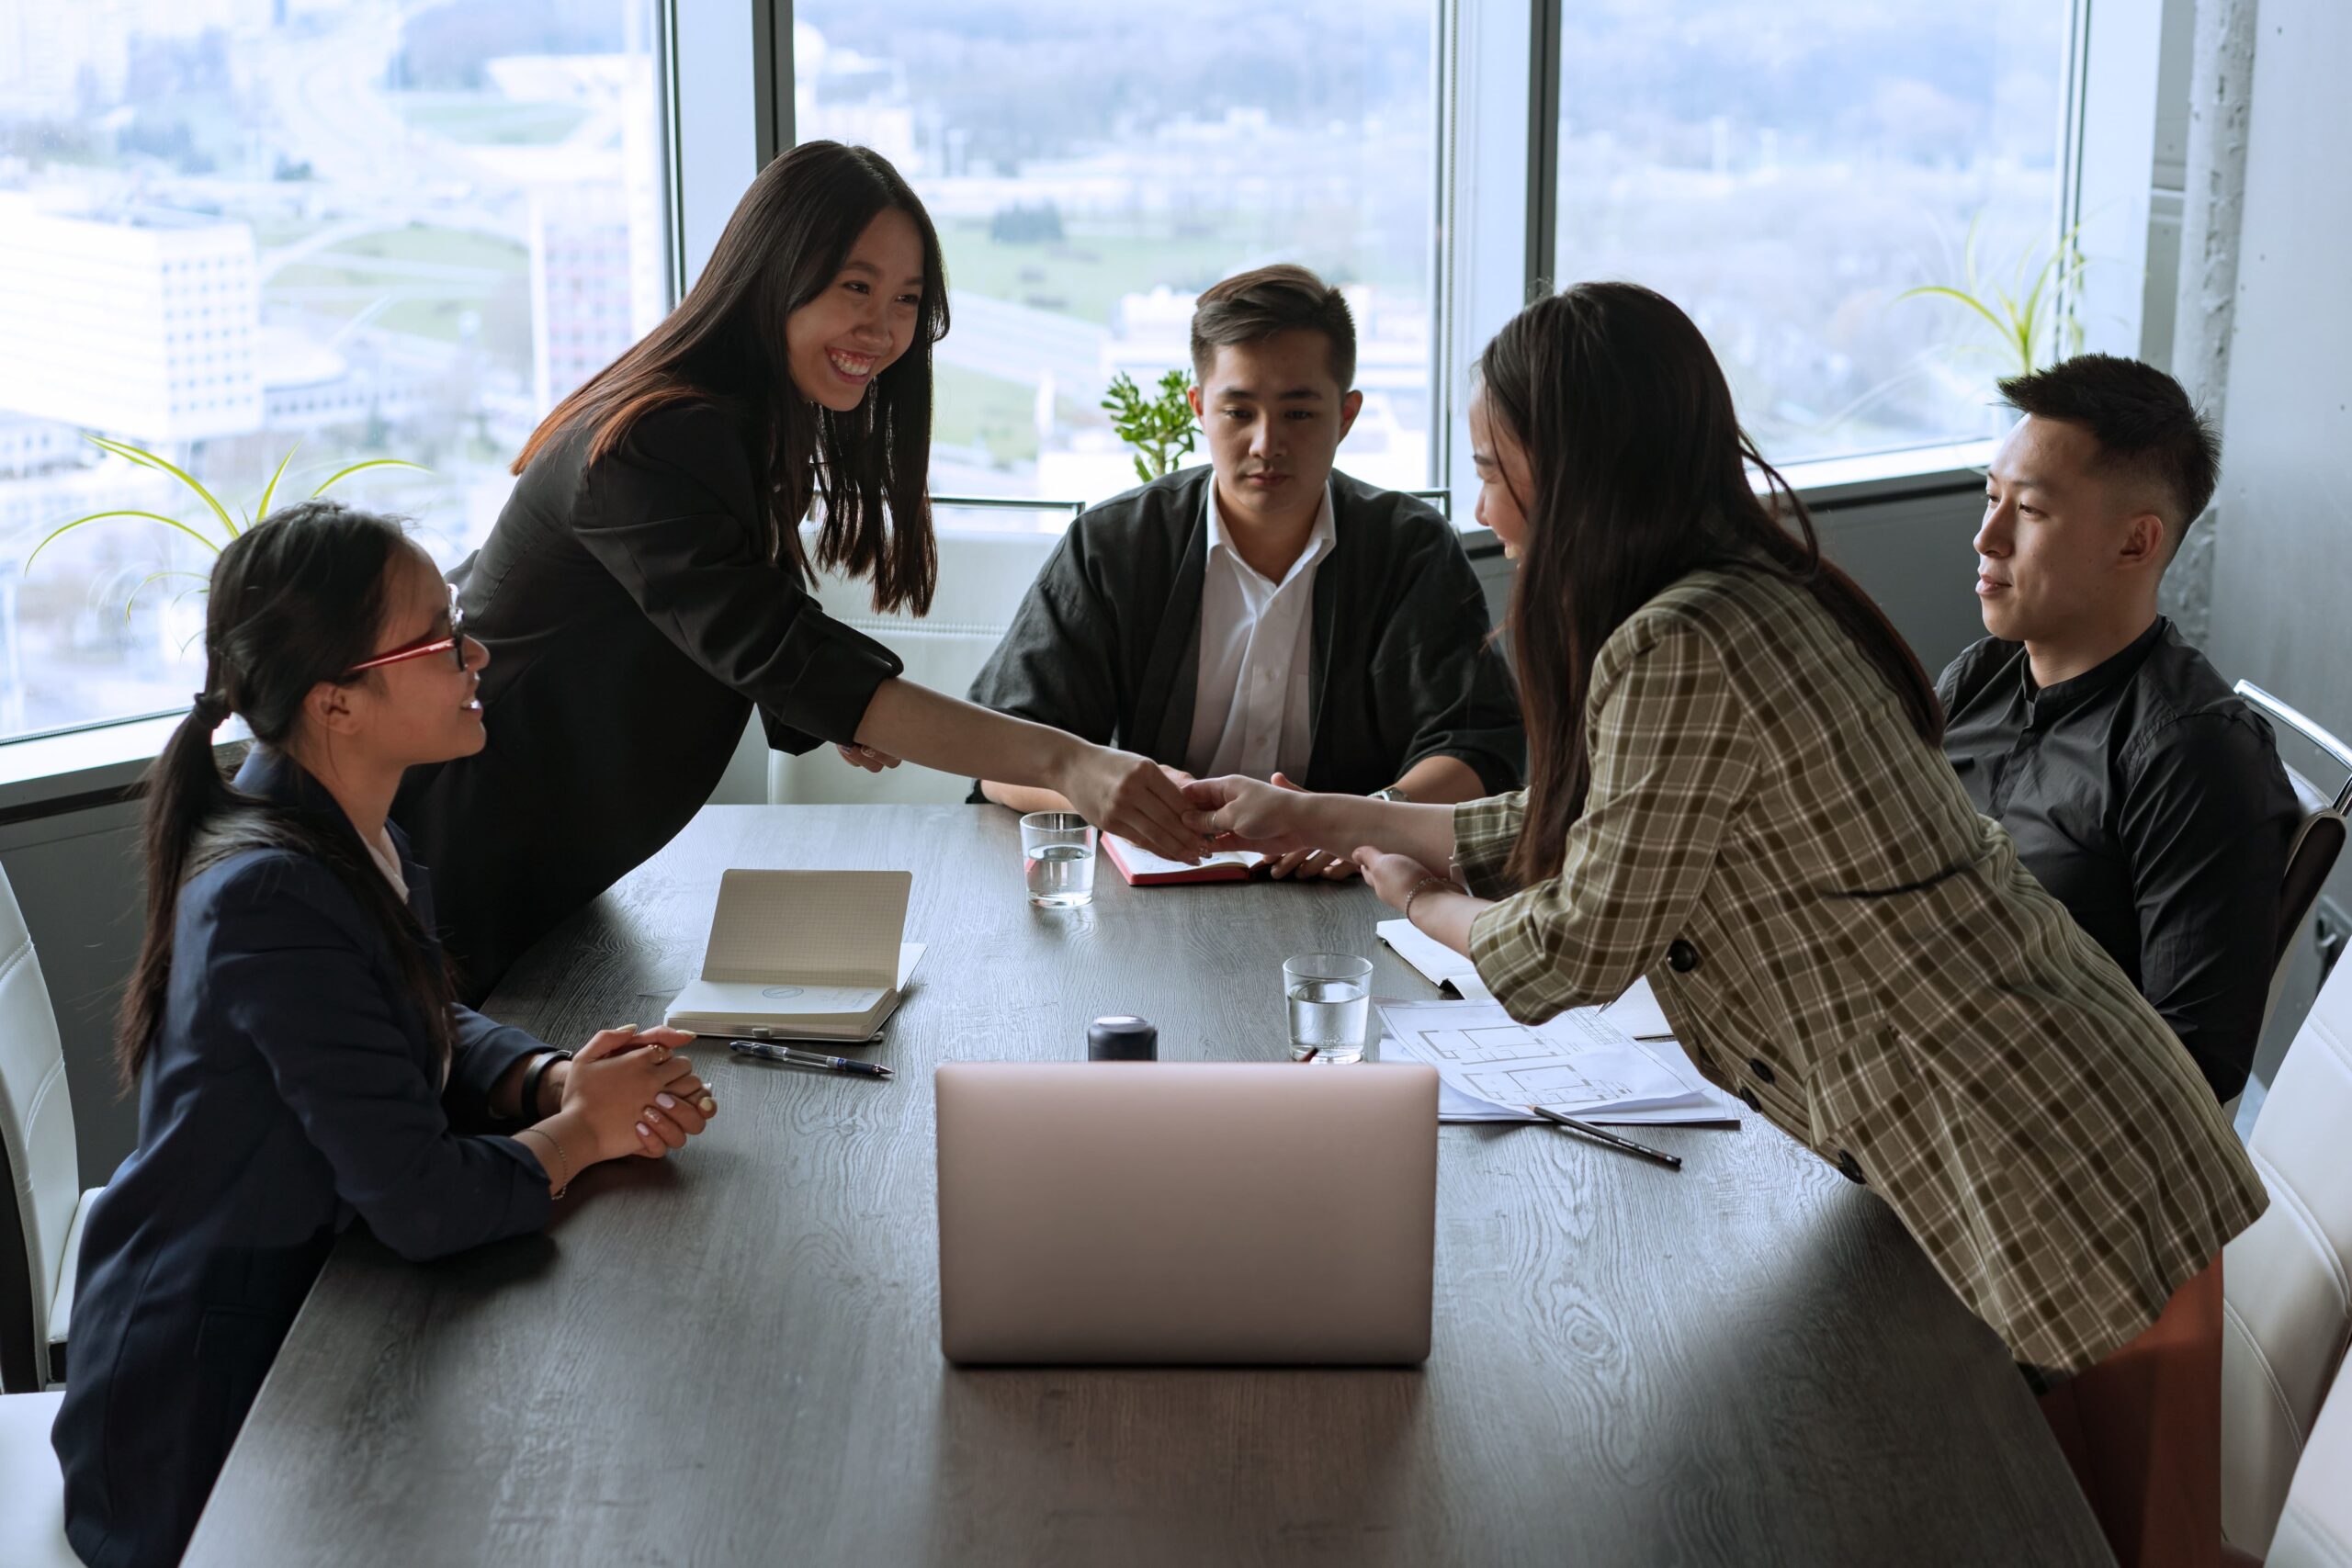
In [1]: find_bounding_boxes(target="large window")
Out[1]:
[1552,1,2069,465]
[791,1,1438,517]
[0,0,664,743]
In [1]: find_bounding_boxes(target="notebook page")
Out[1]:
[1104,835,1265,876]
[699,869,910,987]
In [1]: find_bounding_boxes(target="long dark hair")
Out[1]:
[117,500,458,1090]
[1482,282,1942,888]
[513,140,947,614]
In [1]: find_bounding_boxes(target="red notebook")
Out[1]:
[1101,834,1272,886]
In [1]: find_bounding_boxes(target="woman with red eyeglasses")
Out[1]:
[51,501,716,1568]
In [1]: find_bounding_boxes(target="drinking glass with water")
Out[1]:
[1020,811,1097,908]
[1284,953,1373,1063]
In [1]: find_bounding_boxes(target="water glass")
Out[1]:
[1284,953,1373,1063]
[1021,811,1097,908]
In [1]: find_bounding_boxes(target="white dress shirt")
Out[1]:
[1182,482,1336,781]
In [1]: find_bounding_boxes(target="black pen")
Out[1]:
[729,1040,893,1080]
[1525,1103,1681,1170]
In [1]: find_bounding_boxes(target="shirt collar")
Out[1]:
[1204,479,1336,592]
[2021,616,2167,726]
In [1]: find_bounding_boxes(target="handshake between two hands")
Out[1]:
[829,740,1444,906]
[1171,770,1450,905]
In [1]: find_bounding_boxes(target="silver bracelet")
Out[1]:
[1403,874,1455,925]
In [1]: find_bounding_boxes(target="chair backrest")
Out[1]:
[0,863,76,1393]
[2235,682,2352,1037]
[768,525,1067,807]
[2221,945,2352,1552]
[2267,1348,2352,1568]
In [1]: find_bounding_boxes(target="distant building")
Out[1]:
[0,198,263,443]
[0,416,84,479]
[508,54,667,412]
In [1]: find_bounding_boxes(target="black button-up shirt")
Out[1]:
[1938,617,2300,1102]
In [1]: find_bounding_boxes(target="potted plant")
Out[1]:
[1100,369,1198,485]
[1900,217,2088,381]
[26,436,424,620]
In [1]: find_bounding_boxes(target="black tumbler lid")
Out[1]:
[1087,1014,1158,1062]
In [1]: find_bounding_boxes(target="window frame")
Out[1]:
[0,0,2164,793]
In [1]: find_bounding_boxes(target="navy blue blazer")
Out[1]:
[51,749,554,1568]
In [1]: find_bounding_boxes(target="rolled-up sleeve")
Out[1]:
[1467,613,1758,1022]
[578,406,904,753]
[1451,791,1528,897]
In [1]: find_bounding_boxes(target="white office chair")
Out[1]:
[0,1388,75,1567]
[0,860,100,1393]
[2222,945,2352,1555]
[2234,682,2352,1038]
[2267,1359,2352,1568]
[768,522,1068,806]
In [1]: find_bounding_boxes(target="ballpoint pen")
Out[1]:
[1525,1102,1681,1170]
[728,1040,894,1080]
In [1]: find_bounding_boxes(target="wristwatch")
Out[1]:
[1370,786,1411,803]
[518,1048,574,1122]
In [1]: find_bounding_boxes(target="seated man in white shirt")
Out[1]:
[968,265,1522,877]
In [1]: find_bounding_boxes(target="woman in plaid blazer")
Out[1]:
[1187,283,2264,1567]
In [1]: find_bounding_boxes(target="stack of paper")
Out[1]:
[1373,997,1741,1126]
[1374,919,1675,1039]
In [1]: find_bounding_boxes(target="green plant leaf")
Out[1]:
[255,441,301,523]
[85,436,238,540]
[311,457,428,497]
[123,568,209,623]
[23,510,226,571]
[1895,284,2012,340]
[82,433,158,468]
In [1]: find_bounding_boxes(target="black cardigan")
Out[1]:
[394,402,901,1000]
[966,466,1523,798]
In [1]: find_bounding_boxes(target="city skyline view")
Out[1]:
[0,0,2070,741]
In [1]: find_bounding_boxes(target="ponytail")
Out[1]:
[114,501,457,1092]
[116,692,240,1089]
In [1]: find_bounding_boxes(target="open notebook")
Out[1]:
[664,870,926,1043]
[1102,834,1272,886]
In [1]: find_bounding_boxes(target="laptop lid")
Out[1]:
[935,1062,1438,1365]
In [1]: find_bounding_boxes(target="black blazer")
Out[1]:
[51,749,553,1568]
[394,402,902,1000]
[966,466,1522,797]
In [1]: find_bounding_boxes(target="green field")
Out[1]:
[266,225,526,355]
[941,223,1246,321]
[391,92,592,146]
[932,365,1040,467]
[329,225,528,272]
[939,217,1422,316]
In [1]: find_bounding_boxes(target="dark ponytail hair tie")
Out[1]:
[190,692,230,729]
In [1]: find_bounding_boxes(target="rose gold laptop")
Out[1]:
[934,1062,1439,1365]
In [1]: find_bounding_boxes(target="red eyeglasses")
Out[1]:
[343,586,468,678]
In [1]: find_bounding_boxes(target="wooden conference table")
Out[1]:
[185,806,2110,1567]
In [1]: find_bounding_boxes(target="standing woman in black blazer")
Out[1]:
[51,502,714,1568]
[393,141,1203,1000]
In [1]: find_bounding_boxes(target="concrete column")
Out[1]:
[2161,0,2261,641]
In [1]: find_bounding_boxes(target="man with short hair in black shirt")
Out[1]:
[1939,354,2299,1106]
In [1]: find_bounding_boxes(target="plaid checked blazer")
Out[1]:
[1458,562,2267,1383]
